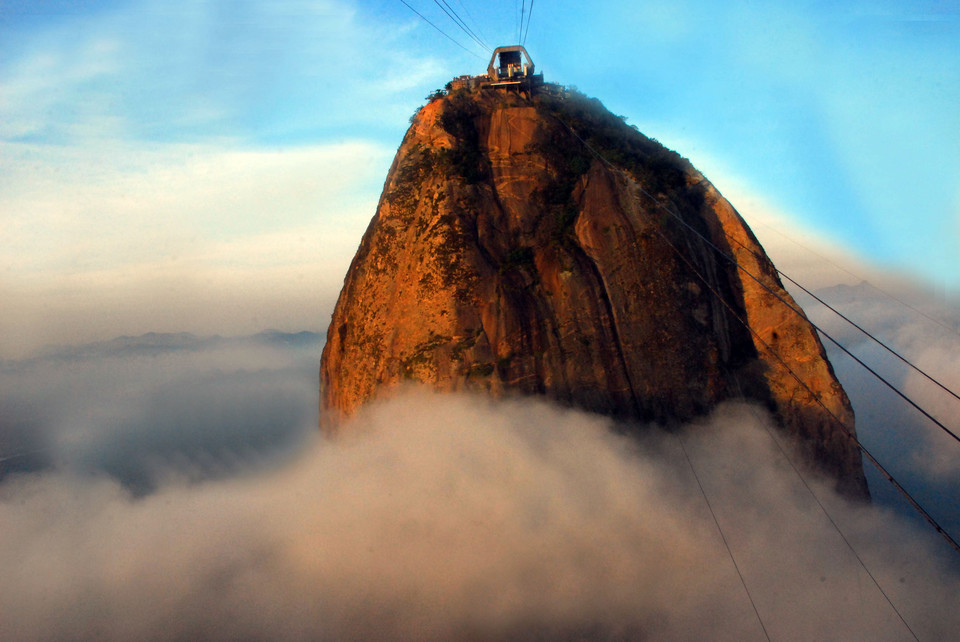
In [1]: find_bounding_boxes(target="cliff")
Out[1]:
[320,87,868,498]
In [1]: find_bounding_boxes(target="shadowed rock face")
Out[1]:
[321,88,868,498]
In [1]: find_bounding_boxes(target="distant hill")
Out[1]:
[13,330,324,365]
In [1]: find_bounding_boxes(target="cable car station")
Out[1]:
[448,45,543,95]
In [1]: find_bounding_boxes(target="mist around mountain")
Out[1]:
[0,331,323,491]
[1,283,960,638]
[796,281,960,538]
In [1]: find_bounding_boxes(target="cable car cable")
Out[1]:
[743,215,960,341]
[651,215,960,558]
[397,0,484,59]
[676,432,773,641]
[752,397,921,642]
[521,0,535,46]
[568,139,960,446]
[778,264,960,406]
[452,0,492,53]
[556,115,960,556]
[436,0,490,51]
[674,249,921,639]
[707,216,960,406]
[559,121,960,442]
[651,193,960,446]
[433,0,490,53]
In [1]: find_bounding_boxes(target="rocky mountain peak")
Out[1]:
[320,85,869,498]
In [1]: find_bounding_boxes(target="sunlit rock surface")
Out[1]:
[320,87,868,498]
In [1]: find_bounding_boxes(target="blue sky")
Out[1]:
[1,0,958,355]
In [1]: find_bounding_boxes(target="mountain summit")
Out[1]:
[320,84,868,498]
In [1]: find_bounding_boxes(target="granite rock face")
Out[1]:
[320,88,868,498]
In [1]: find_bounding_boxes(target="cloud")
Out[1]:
[0,139,390,357]
[790,279,960,542]
[694,169,882,290]
[0,333,321,489]
[902,338,960,477]
[0,140,389,273]
[2,371,959,640]
[0,0,457,144]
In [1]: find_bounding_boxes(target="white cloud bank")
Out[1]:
[0,140,391,357]
[2,389,958,641]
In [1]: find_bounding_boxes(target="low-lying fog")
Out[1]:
[1,283,959,640]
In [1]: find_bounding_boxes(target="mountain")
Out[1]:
[320,84,868,498]
[21,330,324,364]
